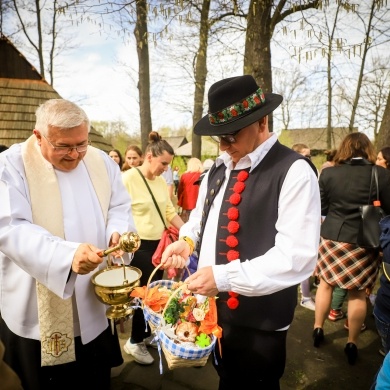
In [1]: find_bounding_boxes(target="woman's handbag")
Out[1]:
[151,226,179,267]
[357,166,385,248]
[135,168,179,266]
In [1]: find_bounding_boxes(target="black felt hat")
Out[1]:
[194,75,283,136]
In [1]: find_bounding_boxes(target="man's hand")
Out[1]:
[160,240,189,270]
[185,266,218,297]
[72,244,104,274]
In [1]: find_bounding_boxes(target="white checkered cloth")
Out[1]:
[143,280,175,328]
[157,329,216,360]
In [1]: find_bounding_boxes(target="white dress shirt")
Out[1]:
[180,133,321,297]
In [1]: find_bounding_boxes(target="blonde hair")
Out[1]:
[292,143,309,153]
[186,157,204,173]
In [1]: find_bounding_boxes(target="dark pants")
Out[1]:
[0,317,115,390]
[129,239,163,343]
[214,323,287,389]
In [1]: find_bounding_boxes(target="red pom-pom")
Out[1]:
[227,296,239,309]
[229,193,241,206]
[233,181,245,193]
[237,171,249,182]
[226,235,238,248]
[228,291,239,298]
[227,207,239,220]
[227,221,240,234]
[227,250,239,261]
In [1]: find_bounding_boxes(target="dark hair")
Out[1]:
[0,144,8,153]
[324,149,337,162]
[145,131,174,157]
[379,147,390,170]
[108,149,123,167]
[334,133,376,165]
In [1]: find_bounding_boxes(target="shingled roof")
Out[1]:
[279,127,358,151]
[163,136,188,150]
[0,34,112,151]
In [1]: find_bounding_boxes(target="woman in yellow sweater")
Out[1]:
[121,131,184,365]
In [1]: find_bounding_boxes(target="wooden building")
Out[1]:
[0,33,112,151]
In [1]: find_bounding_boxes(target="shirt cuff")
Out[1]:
[212,264,230,292]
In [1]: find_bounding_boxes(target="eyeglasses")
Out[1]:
[210,129,242,144]
[42,134,91,156]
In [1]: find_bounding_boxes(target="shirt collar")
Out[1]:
[215,132,277,172]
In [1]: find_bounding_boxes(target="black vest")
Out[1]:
[198,141,315,331]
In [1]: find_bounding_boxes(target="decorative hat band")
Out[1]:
[208,87,265,125]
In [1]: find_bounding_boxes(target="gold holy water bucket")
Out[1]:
[91,232,142,320]
[91,265,142,320]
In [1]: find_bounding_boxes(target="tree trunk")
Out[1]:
[348,0,376,133]
[325,4,341,148]
[35,0,45,78]
[376,92,390,149]
[191,0,211,159]
[135,0,152,151]
[49,0,58,86]
[244,0,319,133]
[244,0,275,132]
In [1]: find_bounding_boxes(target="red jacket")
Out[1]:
[177,171,201,210]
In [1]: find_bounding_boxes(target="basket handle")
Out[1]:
[147,264,191,289]
[144,264,191,312]
[147,263,164,288]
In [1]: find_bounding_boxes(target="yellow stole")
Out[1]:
[21,135,110,366]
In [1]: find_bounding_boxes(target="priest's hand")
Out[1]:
[72,244,104,274]
[185,267,218,297]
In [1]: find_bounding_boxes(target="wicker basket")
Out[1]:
[143,265,217,370]
[158,326,216,369]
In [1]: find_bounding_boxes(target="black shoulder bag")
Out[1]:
[135,168,179,266]
[356,165,385,249]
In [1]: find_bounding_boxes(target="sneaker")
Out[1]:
[123,340,154,365]
[343,320,367,332]
[379,348,386,357]
[328,309,345,321]
[143,334,158,349]
[300,298,316,311]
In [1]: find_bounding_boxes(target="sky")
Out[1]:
[5,12,194,135]
[57,38,134,125]
[4,2,389,139]
[52,25,148,134]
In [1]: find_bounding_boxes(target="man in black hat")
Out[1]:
[161,75,321,389]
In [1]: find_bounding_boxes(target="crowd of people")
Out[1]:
[1,74,390,389]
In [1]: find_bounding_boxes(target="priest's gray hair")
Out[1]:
[35,99,90,135]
